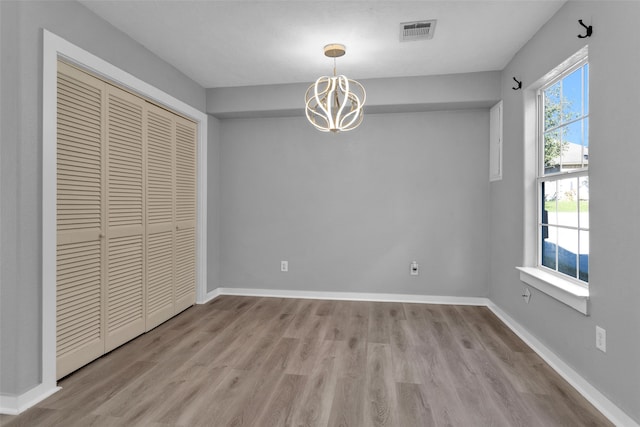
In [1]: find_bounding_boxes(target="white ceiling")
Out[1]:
[80,1,565,89]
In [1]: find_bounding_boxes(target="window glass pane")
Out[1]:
[557,228,578,278]
[555,177,579,227]
[541,225,557,270]
[543,181,558,225]
[538,59,588,283]
[584,63,589,115]
[544,82,561,131]
[544,129,563,172]
[579,230,589,282]
[562,120,588,170]
[579,177,589,228]
[562,67,584,121]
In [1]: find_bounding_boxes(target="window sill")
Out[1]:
[516,267,589,315]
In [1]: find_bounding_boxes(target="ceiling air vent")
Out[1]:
[400,20,437,42]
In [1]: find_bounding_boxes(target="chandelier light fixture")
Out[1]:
[305,44,366,133]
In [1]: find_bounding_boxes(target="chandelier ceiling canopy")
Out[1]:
[305,44,366,133]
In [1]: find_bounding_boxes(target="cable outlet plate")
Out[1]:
[410,261,419,276]
[522,288,531,304]
[596,326,606,352]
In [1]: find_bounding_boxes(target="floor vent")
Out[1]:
[400,20,437,42]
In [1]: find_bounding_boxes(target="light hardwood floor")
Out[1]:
[2,296,612,426]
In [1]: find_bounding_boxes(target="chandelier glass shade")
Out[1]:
[305,44,366,133]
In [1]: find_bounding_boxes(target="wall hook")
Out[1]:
[512,77,522,90]
[577,19,592,38]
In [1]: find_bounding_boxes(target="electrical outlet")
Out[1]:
[410,261,419,276]
[596,326,606,353]
[522,288,531,304]
[280,260,288,272]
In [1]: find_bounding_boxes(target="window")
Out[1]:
[538,59,589,284]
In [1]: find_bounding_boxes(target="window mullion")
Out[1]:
[546,224,588,232]
[544,114,589,135]
[537,91,544,269]
[577,178,581,279]
[537,92,543,177]
[538,169,588,183]
[554,192,558,273]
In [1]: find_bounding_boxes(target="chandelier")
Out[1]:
[305,44,366,133]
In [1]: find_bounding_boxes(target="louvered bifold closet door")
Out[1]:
[105,85,146,352]
[174,117,197,313]
[56,62,106,379]
[145,104,176,330]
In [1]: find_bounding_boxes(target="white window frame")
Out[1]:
[517,46,590,315]
[536,58,589,284]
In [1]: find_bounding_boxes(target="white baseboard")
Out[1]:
[487,302,639,427]
[5,287,637,426]
[208,287,490,306]
[197,287,221,304]
[0,383,60,415]
[208,286,638,427]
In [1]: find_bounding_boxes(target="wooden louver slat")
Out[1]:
[107,90,144,229]
[56,241,102,357]
[145,104,176,330]
[105,86,146,352]
[147,231,174,313]
[174,117,197,313]
[147,109,174,225]
[175,120,196,224]
[56,62,105,379]
[175,229,196,300]
[56,61,197,378]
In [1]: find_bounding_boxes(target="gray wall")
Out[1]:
[219,111,490,296]
[4,0,636,422]
[206,115,222,292]
[490,1,640,422]
[0,0,205,395]
[207,71,501,118]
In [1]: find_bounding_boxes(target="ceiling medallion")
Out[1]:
[305,44,366,133]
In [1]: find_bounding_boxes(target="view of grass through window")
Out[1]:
[544,200,588,212]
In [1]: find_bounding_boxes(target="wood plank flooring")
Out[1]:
[1,296,612,427]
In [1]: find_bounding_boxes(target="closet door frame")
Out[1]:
[42,30,208,397]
